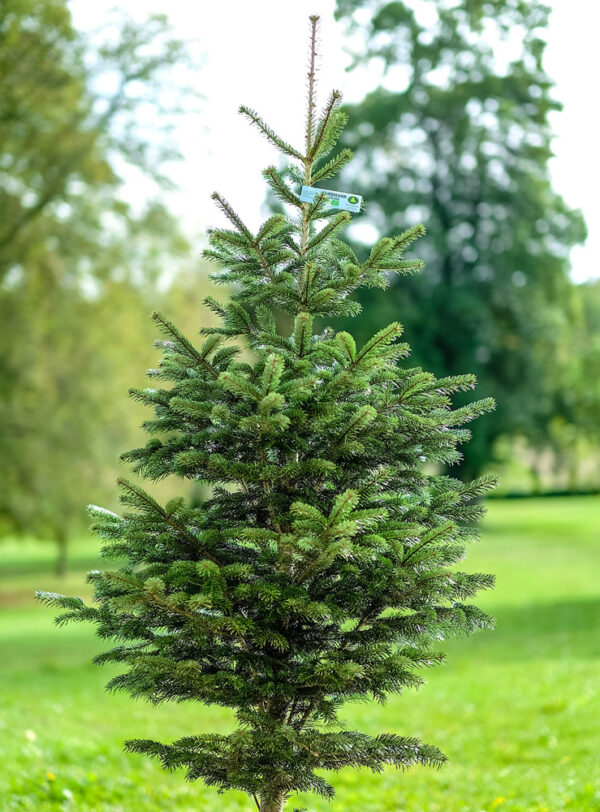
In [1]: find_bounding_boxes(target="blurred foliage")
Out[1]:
[564,281,600,441]
[0,0,206,569]
[548,280,600,487]
[490,280,600,494]
[0,0,195,279]
[333,0,588,479]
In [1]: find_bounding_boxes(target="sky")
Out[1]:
[70,0,600,282]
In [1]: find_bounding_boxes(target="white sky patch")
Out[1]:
[70,0,599,281]
[544,1,600,282]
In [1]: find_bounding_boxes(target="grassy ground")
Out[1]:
[1,496,599,811]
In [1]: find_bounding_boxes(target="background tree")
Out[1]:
[333,0,586,478]
[0,0,197,571]
[0,1,192,278]
[40,18,495,812]
[544,279,600,490]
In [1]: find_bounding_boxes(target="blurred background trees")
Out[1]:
[333,0,589,479]
[0,0,198,571]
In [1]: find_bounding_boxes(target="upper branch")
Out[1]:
[305,16,320,159]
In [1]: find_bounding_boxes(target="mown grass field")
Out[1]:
[1,496,599,811]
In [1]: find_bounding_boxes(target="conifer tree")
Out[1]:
[38,17,495,812]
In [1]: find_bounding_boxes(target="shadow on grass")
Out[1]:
[458,596,600,661]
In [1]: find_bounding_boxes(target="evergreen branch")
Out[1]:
[239,106,304,161]
[305,191,328,221]
[351,323,404,368]
[390,223,427,252]
[297,695,321,730]
[259,449,283,535]
[117,479,220,565]
[207,228,251,250]
[260,354,285,396]
[117,477,166,518]
[312,148,353,183]
[211,193,253,240]
[363,225,426,270]
[435,373,478,394]
[103,571,199,622]
[307,212,351,251]
[392,372,436,405]
[293,312,313,357]
[294,490,360,584]
[263,167,302,208]
[402,524,455,565]
[151,311,219,379]
[312,108,348,159]
[336,332,356,361]
[327,489,359,527]
[203,296,229,321]
[456,474,499,500]
[36,592,85,610]
[252,243,277,284]
[219,370,261,400]
[105,571,253,664]
[256,214,287,242]
[305,16,320,156]
[310,89,343,159]
[443,397,496,426]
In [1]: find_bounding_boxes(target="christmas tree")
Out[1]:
[38,16,495,812]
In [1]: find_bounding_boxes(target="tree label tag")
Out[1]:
[300,185,362,213]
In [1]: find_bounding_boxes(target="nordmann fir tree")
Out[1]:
[38,17,496,812]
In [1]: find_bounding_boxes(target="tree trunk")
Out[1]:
[259,792,285,812]
[567,451,579,493]
[530,458,543,495]
[54,531,68,577]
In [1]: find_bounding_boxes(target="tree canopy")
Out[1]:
[333,0,586,477]
[0,0,195,565]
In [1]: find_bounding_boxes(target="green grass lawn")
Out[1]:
[1,497,599,811]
